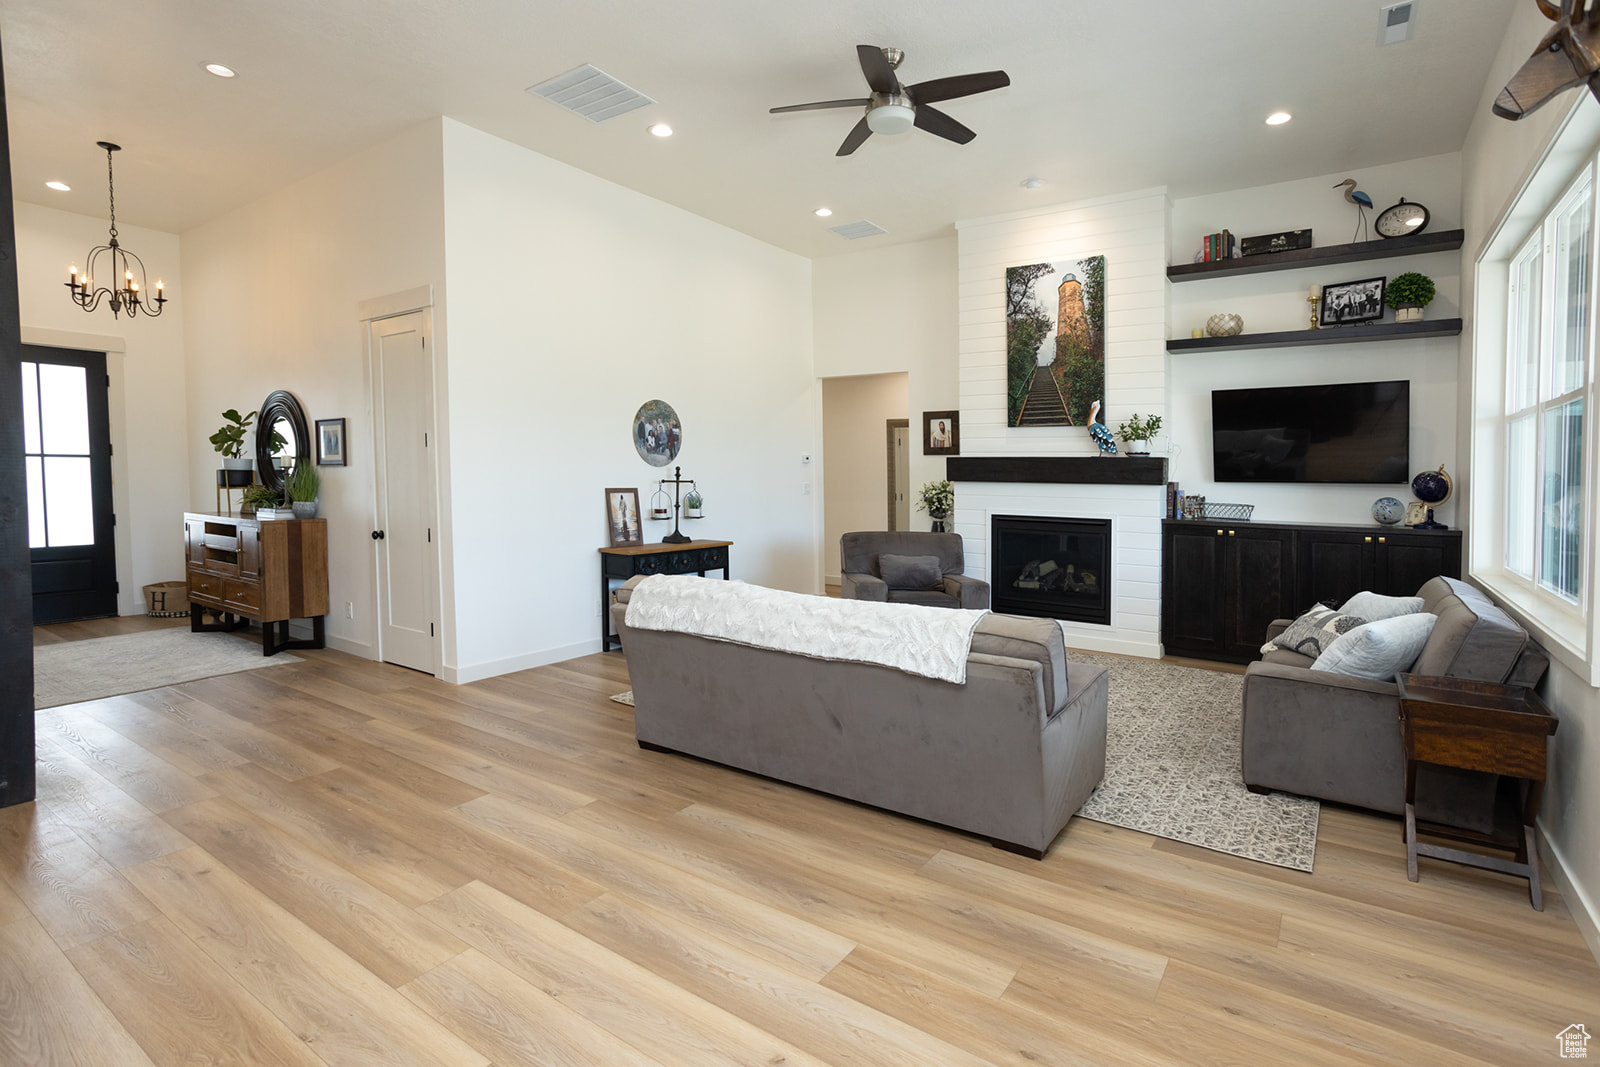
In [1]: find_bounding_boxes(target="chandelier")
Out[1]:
[66,142,167,318]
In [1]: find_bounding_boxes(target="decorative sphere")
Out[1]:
[1205,313,1243,337]
[1411,466,1453,506]
[1372,497,1405,525]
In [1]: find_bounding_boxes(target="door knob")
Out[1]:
[371,530,385,540]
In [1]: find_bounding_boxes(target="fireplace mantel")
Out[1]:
[947,456,1167,486]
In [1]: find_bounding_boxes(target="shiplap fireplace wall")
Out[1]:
[951,189,1169,658]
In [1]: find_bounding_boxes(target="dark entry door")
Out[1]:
[22,345,116,623]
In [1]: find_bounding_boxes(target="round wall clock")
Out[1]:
[1375,198,1430,238]
[633,399,682,467]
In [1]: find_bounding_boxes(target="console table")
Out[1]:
[185,513,329,656]
[599,539,731,650]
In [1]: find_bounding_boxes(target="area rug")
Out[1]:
[34,629,300,709]
[608,650,1318,872]
[1068,648,1319,872]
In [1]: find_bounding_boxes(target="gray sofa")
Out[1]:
[840,531,990,609]
[1241,576,1548,829]
[612,576,1106,857]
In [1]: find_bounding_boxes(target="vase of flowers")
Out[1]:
[917,479,955,533]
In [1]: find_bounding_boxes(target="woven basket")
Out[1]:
[143,581,190,617]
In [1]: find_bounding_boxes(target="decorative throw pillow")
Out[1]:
[1340,590,1425,623]
[1312,611,1438,681]
[878,553,944,590]
[1269,604,1367,659]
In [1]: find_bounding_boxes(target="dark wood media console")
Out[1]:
[1161,518,1462,663]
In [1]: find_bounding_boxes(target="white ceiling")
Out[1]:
[1,0,1518,258]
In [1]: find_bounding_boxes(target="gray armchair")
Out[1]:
[840,531,990,609]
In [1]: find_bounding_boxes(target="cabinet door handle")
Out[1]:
[1379,536,1386,543]
[1216,529,1225,536]
[1364,536,1372,543]
[1228,530,1235,536]
[371,530,385,540]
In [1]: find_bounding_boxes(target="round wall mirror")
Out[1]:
[255,390,310,497]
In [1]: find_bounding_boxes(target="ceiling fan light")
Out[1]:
[866,103,915,135]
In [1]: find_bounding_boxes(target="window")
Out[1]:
[1503,170,1590,605]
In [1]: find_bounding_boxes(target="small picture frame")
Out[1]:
[1320,276,1386,326]
[315,417,347,466]
[606,487,644,547]
[923,410,960,456]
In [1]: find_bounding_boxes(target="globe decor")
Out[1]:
[1372,496,1405,525]
[1411,465,1452,530]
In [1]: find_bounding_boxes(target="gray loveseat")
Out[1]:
[840,531,990,609]
[613,576,1106,857]
[1241,576,1548,829]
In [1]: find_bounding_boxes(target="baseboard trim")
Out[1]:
[1055,625,1161,660]
[325,634,373,659]
[440,638,597,685]
[1539,822,1600,967]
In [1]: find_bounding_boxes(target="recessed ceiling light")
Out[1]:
[1265,111,1292,126]
[45,181,70,192]
[1021,177,1045,189]
[814,207,833,217]
[648,123,673,138]
[204,63,236,78]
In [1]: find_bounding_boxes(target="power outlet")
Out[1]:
[345,601,354,619]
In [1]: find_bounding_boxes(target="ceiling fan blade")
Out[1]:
[906,70,1010,105]
[914,104,976,145]
[770,98,871,114]
[836,117,873,156]
[856,45,900,94]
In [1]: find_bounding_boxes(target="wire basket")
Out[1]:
[1202,501,1255,521]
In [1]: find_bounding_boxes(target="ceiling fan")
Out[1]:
[770,45,1010,156]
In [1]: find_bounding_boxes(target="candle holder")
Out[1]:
[1307,293,1321,330]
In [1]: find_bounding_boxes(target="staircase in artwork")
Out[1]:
[1017,366,1070,426]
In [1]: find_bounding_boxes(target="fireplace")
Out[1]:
[990,514,1111,625]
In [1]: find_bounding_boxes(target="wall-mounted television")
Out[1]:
[1211,380,1410,484]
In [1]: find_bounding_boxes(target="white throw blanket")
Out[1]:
[623,574,989,683]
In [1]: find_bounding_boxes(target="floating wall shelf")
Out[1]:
[1168,318,1463,353]
[1166,229,1464,282]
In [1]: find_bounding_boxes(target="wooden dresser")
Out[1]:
[184,512,329,655]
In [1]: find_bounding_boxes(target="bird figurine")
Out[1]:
[1334,178,1374,242]
[1088,400,1117,455]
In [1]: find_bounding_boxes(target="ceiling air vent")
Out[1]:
[1378,2,1416,46]
[828,219,887,240]
[527,64,655,123]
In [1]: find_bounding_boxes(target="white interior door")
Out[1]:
[370,310,439,673]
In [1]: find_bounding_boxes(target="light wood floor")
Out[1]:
[6,618,1597,1064]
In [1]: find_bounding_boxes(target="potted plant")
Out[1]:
[1115,413,1164,456]
[240,484,280,517]
[917,479,955,532]
[683,486,704,519]
[210,408,257,482]
[1385,271,1436,323]
[286,461,321,519]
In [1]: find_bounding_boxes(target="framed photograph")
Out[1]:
[605,487,643,547]
[1003,254,1106,427]
[1320,276,1386,326]
[315,417,347,466]
[923,410,960,455]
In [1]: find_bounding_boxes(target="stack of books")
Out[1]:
[1199,230,1235,262]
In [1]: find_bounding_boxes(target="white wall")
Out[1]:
[180,120,448,659]
[813,236,959,549]
[821,373,909,583]
[1459,3,1600,962]
[13,202,188,615]
[439,119,817,682]
[1168,154,1463,526]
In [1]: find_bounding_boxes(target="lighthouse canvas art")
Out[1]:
[1005,255,1106,427]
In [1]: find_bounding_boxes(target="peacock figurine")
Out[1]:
[1088,400,1117,455]
[1334,178,1373,242]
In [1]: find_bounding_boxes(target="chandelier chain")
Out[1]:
[104,144,117,242]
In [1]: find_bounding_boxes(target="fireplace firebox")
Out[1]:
[990,514,1111,625]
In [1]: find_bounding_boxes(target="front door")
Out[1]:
[22,346,116,623]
